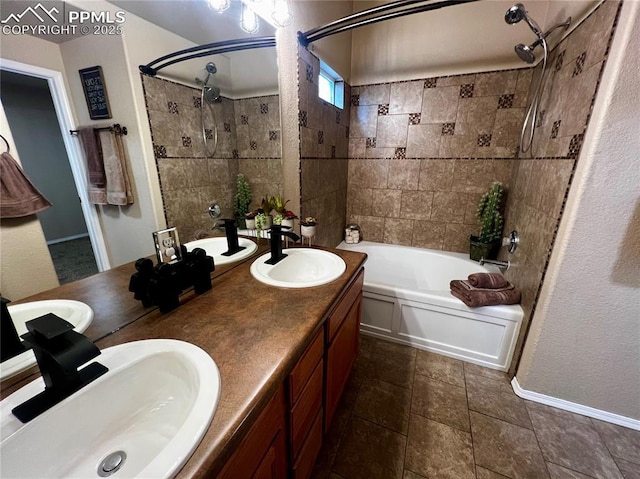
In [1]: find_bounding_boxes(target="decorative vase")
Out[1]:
[245,218,256,230]
[261,215,273,230]
[469,235,500,262]
[301,225,316,238]
[281,218,294,229]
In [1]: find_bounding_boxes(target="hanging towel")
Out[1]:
[450,279,521,308]
[98,130,134,206]
[77,127,107,204]
[467,272,509,289]
[0,151,53,218]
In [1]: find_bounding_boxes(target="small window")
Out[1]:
[318,59,344,109]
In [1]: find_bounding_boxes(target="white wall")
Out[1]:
[516,0,640,421]
[0,102,60,299]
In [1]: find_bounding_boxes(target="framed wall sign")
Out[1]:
[78,66,112,120]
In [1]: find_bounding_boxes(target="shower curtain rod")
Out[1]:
[298,0,479,47]
[139,37,276,77]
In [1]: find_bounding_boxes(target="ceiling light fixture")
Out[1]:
[272,0,292,27]
[207,0,230,13]
[240,3,259,34]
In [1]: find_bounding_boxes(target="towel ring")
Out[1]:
[0,134,9,153]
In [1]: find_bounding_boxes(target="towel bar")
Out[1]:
[70,124,127,136]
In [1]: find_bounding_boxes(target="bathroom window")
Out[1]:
[318,59,344,109]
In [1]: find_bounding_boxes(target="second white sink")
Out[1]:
[185,237,257,266]
[1,300,94,381]
[250,248,346,288]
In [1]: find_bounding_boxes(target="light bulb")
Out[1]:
[207,0,230,13]
[241,3,259,34]
[272,0,292,27]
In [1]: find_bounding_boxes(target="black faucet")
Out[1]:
[11,313,108,423]
[1,297,29,363]
[213,218,246,256]
[266,225,300,265]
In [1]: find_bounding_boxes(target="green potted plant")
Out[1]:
[245,209,258,230]
[470,182,504,262]
[300,216,317,238]
[233,174,252,229]
[281,210,298,229]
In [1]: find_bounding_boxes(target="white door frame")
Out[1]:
[0,58,111,271]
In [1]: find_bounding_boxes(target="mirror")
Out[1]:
[114,0,282,242]
[0,0,281,293]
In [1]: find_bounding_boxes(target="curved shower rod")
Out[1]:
[139,36,276,77]
[298,0,480,47]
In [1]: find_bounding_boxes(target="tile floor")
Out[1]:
[312,335,640,479]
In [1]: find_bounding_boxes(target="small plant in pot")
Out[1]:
[245,210,258,230]
[281,210,298,229]
[300,217,317,238]
[233,174,252,229]
[470,182,504,262]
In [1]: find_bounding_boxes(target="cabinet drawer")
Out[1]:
[327,269,364,342]
[292,410,323,479]
[289,329,323,405]
[290,359,323,459]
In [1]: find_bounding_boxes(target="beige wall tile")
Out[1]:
[377,114,409,148]
[383,218,414,246]
[348,159,389,188]
[349,138,366,158]
[366,146,396,159]
[418,159,455,191]
[351,215,385,242]
[432,191,467,223]
[390,80,424,114]
[474,70,518,97]
[406,124,442,158]
[400,191,434,220]
[373,189,402,218]
[359,83,391,106]
[443,223,473,253]
[451,160,495,193]
[456,96,498,134]
[350,105,379,138]
[438,74,477,87]
[388,159,421,190]
[421,86,459,123]
[412,221,446,249]
[348,188,374,216]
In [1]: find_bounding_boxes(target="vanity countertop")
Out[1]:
[2,243,367,478]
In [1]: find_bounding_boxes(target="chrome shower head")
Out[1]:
[195,62,218,87]
[205,62,217,74]
[515,43,536,64]
[505,3,543,36]
[203,85,221,103]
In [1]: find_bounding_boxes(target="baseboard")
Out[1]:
[47,233,89,245]
[512,377,640,431]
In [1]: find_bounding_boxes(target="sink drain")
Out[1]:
[98,451,127,477]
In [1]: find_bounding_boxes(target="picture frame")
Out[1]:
[78,66,112,120]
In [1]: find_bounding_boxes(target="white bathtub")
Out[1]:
[337,241,524,371]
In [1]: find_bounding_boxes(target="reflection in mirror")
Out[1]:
[116,0,283,241]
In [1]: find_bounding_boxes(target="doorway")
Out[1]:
[0,60,110,281]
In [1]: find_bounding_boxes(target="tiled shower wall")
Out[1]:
[142,74,281,241]
[502,0,621,373]
[346,69,530,250]
[298,46,351,247]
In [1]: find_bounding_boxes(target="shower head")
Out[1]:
[195,62,218,87]
[505,3,543,36]
[514,43,536,64]
[205,62,217,74]
[203,85,221,103]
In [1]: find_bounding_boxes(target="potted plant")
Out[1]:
[281,210,298,229]
[245,209,258,230]
[470,182,504,262]
[233,174,252,229]
[300,216,317,238]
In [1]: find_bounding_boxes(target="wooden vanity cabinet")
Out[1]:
[324,269,364,432]
[217,385,287,479]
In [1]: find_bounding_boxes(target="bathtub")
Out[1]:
[337,241,524,371]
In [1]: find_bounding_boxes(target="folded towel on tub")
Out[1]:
[450,280,521,308]
[467,272,508,289]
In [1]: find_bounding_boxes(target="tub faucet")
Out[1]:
[266,225,300,265]
[11,313,108,423]
[479,257,510,271]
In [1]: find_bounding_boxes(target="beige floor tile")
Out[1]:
[471,411,550,479]
[525,401,593,427]
[364,341,416,390]
[333,417,406,479]
[412,374,470,432]
[464,368,513,395]
[466,372,532,429]
[529,409,623,479]
[614,457,640,479]
[476,466,511,478]
[406,413,475,479]
[591,419,640,465]
[353,378,411,434]
[415,350,465,387]
[546,462,596,478]
[464,362,510,382]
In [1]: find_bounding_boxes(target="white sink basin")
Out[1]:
[185,236,258,265]
[0,339,220,479]
[1,300,94,381]
[250,248,346,288]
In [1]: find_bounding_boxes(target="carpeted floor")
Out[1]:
[48,236,99,285]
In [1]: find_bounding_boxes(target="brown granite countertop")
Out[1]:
[2,243,367,478]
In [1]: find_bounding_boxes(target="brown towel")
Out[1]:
[77,127,107,204]
[0,151,52,218]
[468,272,508,289]
[450,280,521,308]
[98,130,133,206]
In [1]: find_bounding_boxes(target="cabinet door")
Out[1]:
[218,385,287,479]
[325,295,361,432]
